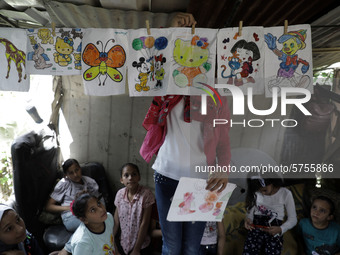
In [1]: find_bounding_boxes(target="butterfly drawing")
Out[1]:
[82,39,126,86]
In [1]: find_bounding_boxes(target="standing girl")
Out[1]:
[69,192,115,254]
[114,163,155,255]
[243,175,297,255]
[0,204,44,254]
[45,158,102,232]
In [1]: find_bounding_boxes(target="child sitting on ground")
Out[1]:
[298,195,340,255]
[0,204,44,254]
[69,191,115,254]
[114,163,155,255]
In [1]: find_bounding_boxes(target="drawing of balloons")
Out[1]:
[132,38,143,50]
[154,36,168,50]
[145,36,155,48]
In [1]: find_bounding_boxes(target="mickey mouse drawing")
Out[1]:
[132,57,151,92]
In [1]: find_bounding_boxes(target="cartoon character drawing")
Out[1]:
[73,52,81,70]
[199,191,219,213]
[0,38,27,82]
[178,192,196,215]
[221,51,242,84]
[173,35,211,87]
[154,54,166,89]
[132,57,151,92]
[53,37,74,67]
[71,28,83,40]
[58,28,71,39]
[222,40,260,86]
[73,43,82,70]
[264,29,310,91]
[37,28,54,44]
[32,43,53,69]
[82,39,126,86]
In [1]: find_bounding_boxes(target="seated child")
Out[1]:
[299,195,340,255]
[69,191,115,254]
[0,204,44,254]
[45,158,102,232]
[199,220,225,255]
[243,175,297,255]
[114,163,155,255]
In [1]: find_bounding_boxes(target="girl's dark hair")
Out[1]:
[230,39,261,61]
[62,158,80,174]
[72,191,98,219]
[313,195,336,216]
[245,174,283,211]
[120,162,140,177]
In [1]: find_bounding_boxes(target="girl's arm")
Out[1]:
[279,190,297,234]
[45,197,70,213]
[113,209,120,237]
[217,220,226,255]
[130,204,153,255]
[113,209,121,255]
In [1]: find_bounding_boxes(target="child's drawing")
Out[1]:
[217,27,264,95]
[167,177,236,222]
[128,28,170,96]
[0,28,29,91]
[264,24,313,96]
[178,192,196,215]
[168,28,217,96]
[82,28,128,96]
[26,28,83,75]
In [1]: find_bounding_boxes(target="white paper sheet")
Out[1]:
[0,28,29,91]
[264,24,313,97]
[167,28,217,96]
[82,28,128,96]
[167,177,236,222]
[128,28,171,96]
[217,27,265,95]
[26,28,82,75]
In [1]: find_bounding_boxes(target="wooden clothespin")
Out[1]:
[191,23,195,35]
[51,21,56,36]
[284,20,288,34]
[238,21,243,36]
[146,20,151,35]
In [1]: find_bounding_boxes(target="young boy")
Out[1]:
[299,195,340,255]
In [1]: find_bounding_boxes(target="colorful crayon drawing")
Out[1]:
[264,27,311,93]
[172,35,212,88]
[221,39,260,86]
[199,191,219,213]
[178,192,196,215]
[167,177,236,222]
[82,39,126,86]
[0,38,26,82]
[131,35,168,92]
[26,28,83,75]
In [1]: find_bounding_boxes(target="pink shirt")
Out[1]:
[114,185,155,254]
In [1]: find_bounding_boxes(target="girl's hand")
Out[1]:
[2,251,25,255]
[170,13,196,27]
[244,218,254,230]
[263,226,282,236]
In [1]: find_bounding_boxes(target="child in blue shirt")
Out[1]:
[299,195,340,255]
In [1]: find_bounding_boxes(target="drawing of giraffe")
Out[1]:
[0,38,27,82]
